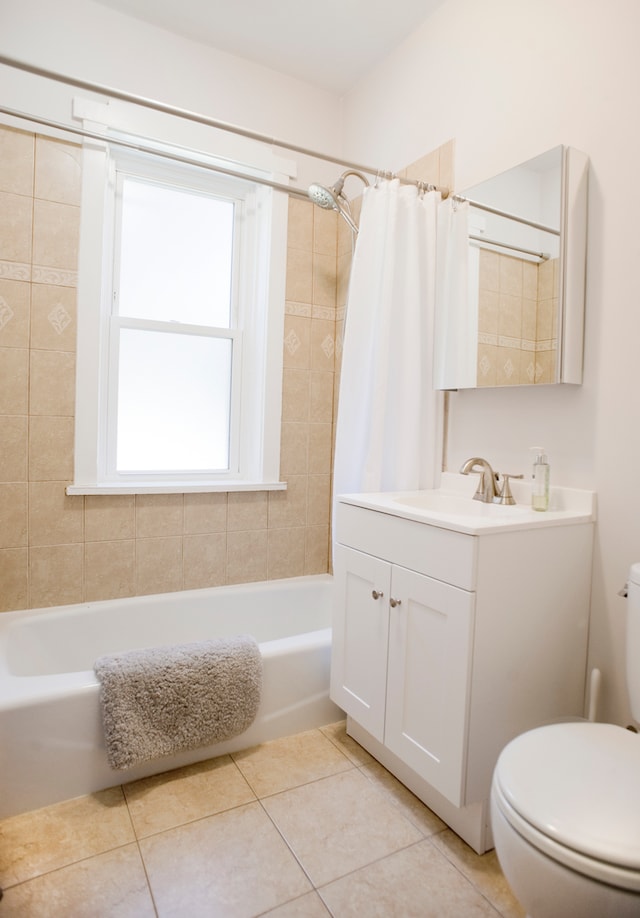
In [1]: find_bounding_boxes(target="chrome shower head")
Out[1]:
[307,170,370,232]
[308,182,340,211]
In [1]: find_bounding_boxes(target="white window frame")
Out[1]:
[69,133,289,495]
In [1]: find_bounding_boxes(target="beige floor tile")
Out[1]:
[318,839,500,917]
[261,890,331,916]
[360,759,448,838]
[0,844,155,917]
[232,727,353,797]
[123,754,256,837]
[0,787,135,887]
[262,769,423,887]
[140,800,311,916]
[319,720,377,766]
[430,829,526,918]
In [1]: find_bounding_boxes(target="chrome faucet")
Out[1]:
[459,457,499,503]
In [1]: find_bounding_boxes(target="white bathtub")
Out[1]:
[0,574,342,819]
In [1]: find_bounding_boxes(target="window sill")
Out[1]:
[66,480,288,495]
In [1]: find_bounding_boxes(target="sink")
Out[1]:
[392,491,530,517]
[336,473,596,534]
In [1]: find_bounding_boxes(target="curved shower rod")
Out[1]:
[0,53,450,198]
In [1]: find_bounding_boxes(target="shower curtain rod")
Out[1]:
[0,53,449,196]
[0,103,315,201]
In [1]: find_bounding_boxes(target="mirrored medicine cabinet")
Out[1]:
[434,145,589,390]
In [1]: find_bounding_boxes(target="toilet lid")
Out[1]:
[494,722,640,870]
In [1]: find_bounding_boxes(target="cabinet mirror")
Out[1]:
[434,146,588,389]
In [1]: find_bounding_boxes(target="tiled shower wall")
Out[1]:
[0,124,340,612]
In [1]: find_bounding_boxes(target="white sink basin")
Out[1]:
[337,474,596,534]
[392,491,530,517]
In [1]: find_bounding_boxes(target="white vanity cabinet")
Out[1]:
[331,490,595,853]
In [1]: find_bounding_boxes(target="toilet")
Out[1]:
[491,563,640,918]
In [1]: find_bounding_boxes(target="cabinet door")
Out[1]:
[330,544,391,741]
[384,565,475,806]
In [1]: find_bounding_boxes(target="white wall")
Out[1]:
[0,0,344,190]
[344,0,640,725]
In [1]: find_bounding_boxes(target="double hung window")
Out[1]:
[71,141,287,493]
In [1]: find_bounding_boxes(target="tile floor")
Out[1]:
[0,722,525,917]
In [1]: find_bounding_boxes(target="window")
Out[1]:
[70,140,288,494]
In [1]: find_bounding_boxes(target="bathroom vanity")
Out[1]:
[330,474,595,853]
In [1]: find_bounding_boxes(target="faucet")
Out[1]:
[459,457,499,503]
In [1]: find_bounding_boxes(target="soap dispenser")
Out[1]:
[530,447,550,511]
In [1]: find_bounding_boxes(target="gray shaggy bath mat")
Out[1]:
[94,635,262,770]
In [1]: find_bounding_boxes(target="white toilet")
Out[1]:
[491,563,640,918]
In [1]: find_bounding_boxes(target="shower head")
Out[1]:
[307,170,370,233]
[308,182,341,211]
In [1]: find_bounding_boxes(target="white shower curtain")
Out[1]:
[434,198,476,389]
[332,179,443,503]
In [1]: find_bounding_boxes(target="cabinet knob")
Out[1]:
[389,597,402,608]
[371,590,384,600]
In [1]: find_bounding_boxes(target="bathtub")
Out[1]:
[0,574,342,819]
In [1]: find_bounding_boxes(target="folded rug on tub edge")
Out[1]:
[94,635,263,770]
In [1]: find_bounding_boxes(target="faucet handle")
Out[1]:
[494,473,524,505]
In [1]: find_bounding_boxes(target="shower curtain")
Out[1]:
[332,179,443,504]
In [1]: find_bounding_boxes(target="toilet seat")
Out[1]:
[493,721,640,891]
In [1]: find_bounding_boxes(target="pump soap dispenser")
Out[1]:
[530,447,550,511]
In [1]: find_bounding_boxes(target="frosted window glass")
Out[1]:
[116,329,232,472]
[118,178,234,327]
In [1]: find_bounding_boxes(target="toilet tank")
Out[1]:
[627,563,640,722]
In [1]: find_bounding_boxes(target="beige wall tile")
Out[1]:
[268,475,307,529]
[285,247,313,303]
[29,543,83,607]
[307,476,330,526]
[280,422,309,476]
[28,481,83,546]
[309,370,334,422]
[308,423,332,474]
[135,536,183,596]
[29,349,75,416]
[267,527,306,580]
[0,415,28,482]
[0,346,29,414]
[227,491,269,531]
[287,197,313,252]
[283,314,311,369]
[30,284,76,351]
[0,126,34,196]
[0,483,28,548]
[310,320,335,371]
[538,257,555,299]
[135,494,184,538]
[312,252,337,308]
[477,288,499,335]
[477,344,497,387]
[0,548,29,611]
[183,532,227,589]
[0,191,33,263]
[29,415,74,481]
[85,495,135,541]
[523,260,538,300]
[226,529,268,583]
[0,278,30,347]
[305,525,329,575]
[84,539,135,601]
[183,492,227,533]
[32,200,80,272]
[497,293,522,339]
[402,149,440,185]
[495,347,522,386]
[478,249,499,292]
[313,207,338,256]
[34,137,82,206]
[281,368,310,422]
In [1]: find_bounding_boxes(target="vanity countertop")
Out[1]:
[337,473,596,535]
